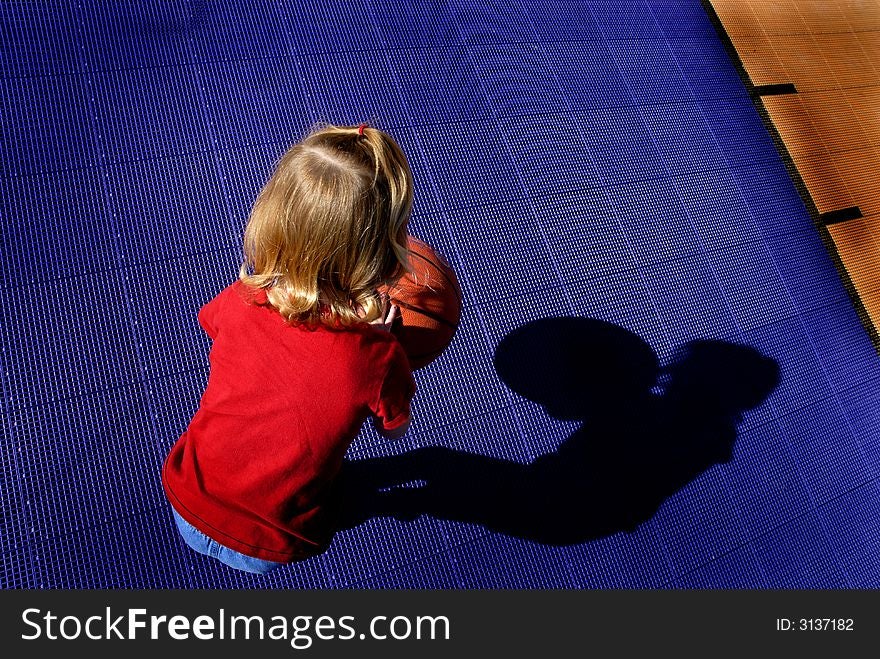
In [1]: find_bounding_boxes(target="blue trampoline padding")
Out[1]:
[611,179,703,266]
[109,153,233,263]
[819,480,880,589]
[534,189,634,281]
[746,317,838,418]
[1,0,879,590]
[775,398,871,506]
[638,102,728,175]
[724,419,812,535]
[609,39,694,104]
[300,51,411,130]
[545,41,636,110]
[92,65,212,163]
[673,168,765,251]
[701,97,781,165]
[673,543,767,588]
[0,169,114,284]
[668,38,751,100]
[801,301,880,393]
[707,241,799,332]
[76,2,191,71]
[763,227,853,313]
[579,106,666,185]
[1,74,97,177]
[388,47,494,125]
[754,513,850,589]
[203,57,311,148]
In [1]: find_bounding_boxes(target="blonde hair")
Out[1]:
[240,123,413,326]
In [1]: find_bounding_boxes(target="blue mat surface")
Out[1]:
[2,0,879,589]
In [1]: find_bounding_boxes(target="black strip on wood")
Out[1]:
[820,206,864,225]
[754,83,798,96]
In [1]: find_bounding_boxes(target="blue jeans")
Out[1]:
[172,509,283,575]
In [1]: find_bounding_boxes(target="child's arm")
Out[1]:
[369,298,414,439]
[371,339,416,441]
[372,372,413,439]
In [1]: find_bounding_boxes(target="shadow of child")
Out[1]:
[338,317,780,544]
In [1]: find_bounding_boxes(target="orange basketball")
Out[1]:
[380,235,463,370]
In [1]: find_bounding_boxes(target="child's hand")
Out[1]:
[369,294,399,332]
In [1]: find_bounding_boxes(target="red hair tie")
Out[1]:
[357,123,367,136]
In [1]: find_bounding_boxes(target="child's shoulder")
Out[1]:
[201,281,270,326]
[224,279,268,306]
[350,323,413,365]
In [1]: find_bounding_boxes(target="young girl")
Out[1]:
[162,123,417,574]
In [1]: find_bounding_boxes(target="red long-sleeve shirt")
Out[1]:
[162,281,415,562]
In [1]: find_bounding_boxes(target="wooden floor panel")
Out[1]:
[707,0,880,343]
